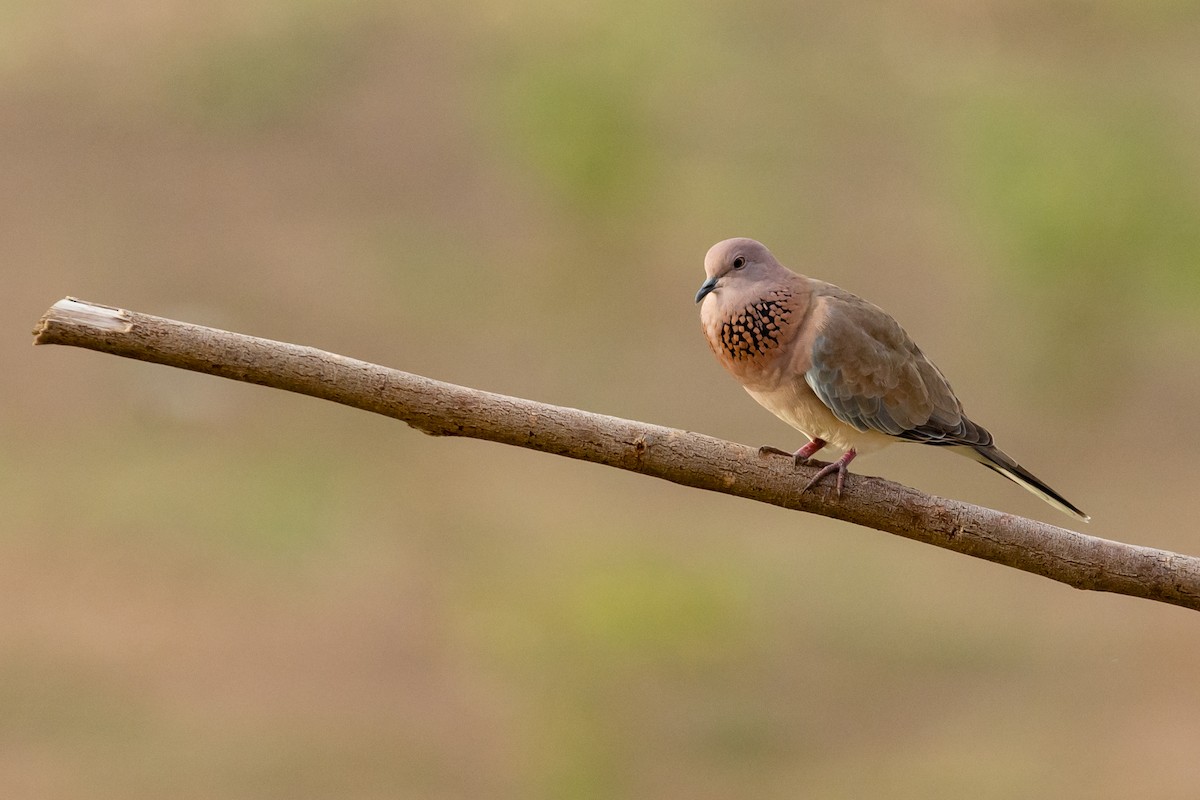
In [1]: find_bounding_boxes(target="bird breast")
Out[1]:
[702,287,802,386]
[715,292,794,363]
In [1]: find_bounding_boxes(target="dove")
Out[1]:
[695,237,1088,522]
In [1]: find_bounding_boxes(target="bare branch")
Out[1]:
[33,297,1200,612]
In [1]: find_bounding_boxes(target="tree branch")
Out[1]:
[32,297,1200,612]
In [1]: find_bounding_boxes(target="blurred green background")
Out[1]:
[5,1,1200,797]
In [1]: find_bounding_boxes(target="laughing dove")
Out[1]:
[695,237,1088,521]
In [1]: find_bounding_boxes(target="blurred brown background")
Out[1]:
[5,1,1200,797]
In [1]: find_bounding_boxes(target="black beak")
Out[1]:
[695,276,718,304]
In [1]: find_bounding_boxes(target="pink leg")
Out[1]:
[802,448,856,497]
[759,438,827,466]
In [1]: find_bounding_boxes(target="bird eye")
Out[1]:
[732,256,746,270]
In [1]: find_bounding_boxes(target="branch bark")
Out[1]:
[32,297,1200,612]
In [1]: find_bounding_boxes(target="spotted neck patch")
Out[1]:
[719,290,795,361]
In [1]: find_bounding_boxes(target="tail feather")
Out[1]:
[954,445,1089,522]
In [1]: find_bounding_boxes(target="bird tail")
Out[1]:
[954,445,1090,523]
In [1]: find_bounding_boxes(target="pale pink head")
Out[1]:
[695,238,791,307]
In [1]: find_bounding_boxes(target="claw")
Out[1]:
[801,448,857,498]
[758,438,827,466]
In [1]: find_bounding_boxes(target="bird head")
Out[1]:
[695,238,785,305]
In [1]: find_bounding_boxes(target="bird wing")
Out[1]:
[803,293,992,446]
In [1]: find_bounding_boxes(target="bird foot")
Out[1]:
[800,448,857,498]
[758,438,826,466]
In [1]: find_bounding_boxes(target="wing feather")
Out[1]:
[803,296,992,447]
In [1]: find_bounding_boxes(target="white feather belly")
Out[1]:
[744,383,895,456]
